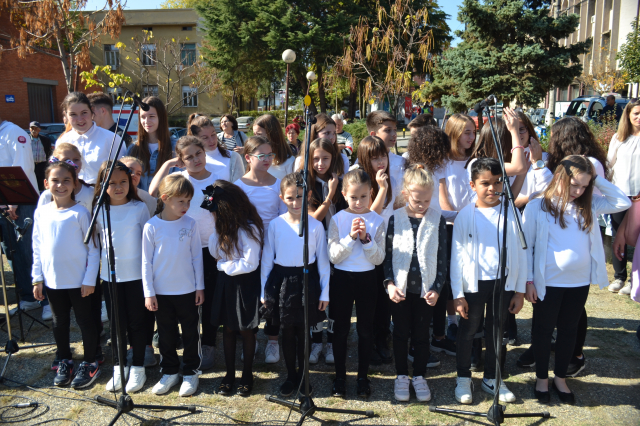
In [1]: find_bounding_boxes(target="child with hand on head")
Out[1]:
[327,169,386,398]
[207,181,263,397]
[261,172,330,397]
[450,158,527,405]
[384,164,448,402]
[142,174,204,397]
[93,161,150,394]
[38,143,93,211]
[32,162,101,389]
[523,155,630,404]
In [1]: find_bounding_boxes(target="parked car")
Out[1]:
[564,96,630,122]
[530,108,547,125]
[211,117,221,132]
[40,130,63,147]
[169,127,187,142]
[236,116,254,132]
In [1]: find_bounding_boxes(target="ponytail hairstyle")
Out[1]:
[253,114,292,166]
[92,160,142,213]
[187,113,231,159]
[357,136,392,208]
[210,180,264,257]
[154,174,194,216]
[466,118,512,167]
[309,113,345,175]
[403,163,435,192]
[130,96,174,175]
[242,135,271,172]
[45,161,78,201]
[342,168,372,193]
[445,113,475,159]
[538,154,596,232]
[407,126,450,174]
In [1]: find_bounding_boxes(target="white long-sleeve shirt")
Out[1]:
[234,178,287,239]
[97,200,150,282]
[56,123,124,184]
[205,148,245,182]
[174,170,218,248]
[327,210,386,272]
[208,225,261,276]
[38,184,94,212]
[142,215,204,297]
[0,121,38,191]
[32,203,100,289]
[260,215,330,301]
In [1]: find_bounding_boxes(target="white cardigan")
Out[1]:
[522,176,631,301]
[450,202,527,299]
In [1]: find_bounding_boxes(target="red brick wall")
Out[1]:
[0,15,91,129]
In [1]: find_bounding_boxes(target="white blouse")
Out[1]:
[234,178,287,239]
[268,156,296,180]
[208,225,261,276]
[327,210,386,272]
[608,133,640,196]
[205,148,245,182]
[173,170,219,248]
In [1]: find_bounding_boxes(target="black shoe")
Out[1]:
[237,383,252,397]
[374,342,392,364]
[517,346,535,368]
[356,378,371,398]
[70,361,100,389]
[217,378,234,396]
[280,380,295,397]
[447,323,458,342]
[427,353,440,368]
[331,378,346,397]
[566,355,586,377]
[95,347,105,365]
[50,357,61,372]
[430,336,456,356]
[552,381,575,405]
[54,359,74,387]
[534,384,550,404]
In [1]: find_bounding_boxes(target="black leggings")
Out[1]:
[202,248,218,346]
[282,325,306,381]
[611,210,629,282]
[532,285,590,379]
[372,264,391,344]
[46,285,97,363]
[391,292,434,377]
[103,280,146,367]
[433,224,455,337]
[222,326,255,385]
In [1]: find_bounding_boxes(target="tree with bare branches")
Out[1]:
[0,0,125,93]
[580,47,627,95]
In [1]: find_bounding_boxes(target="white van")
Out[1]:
[112,104,139,141]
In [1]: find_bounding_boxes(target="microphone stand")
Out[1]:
[431,102,550,425]
[264,102,374,425]
[85,94,196,425]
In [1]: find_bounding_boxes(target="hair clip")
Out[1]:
[201,184,224,212]
[49,156,79,170]
[415,164,424,170]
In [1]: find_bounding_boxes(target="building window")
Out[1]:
[143,85,159,98]
[107,87,122,103]
[141,44,156,66]
[143,27,153,32]
[104,44,119,68]
[182,86,197,107]
[182,26,193,31]
[181,43,196,66]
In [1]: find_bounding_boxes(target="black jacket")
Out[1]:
[38,134,53,160]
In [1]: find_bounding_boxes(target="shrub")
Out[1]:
[587,117,618,152]
[238,110,304,121]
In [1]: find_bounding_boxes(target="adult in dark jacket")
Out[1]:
[29,121,53,191]
[602,95,623,123]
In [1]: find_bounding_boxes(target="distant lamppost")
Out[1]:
[282,49,296,127]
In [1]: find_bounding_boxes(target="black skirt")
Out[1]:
[210,267,261,331]
[261,262,326,328]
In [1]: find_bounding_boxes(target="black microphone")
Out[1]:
[132,95,150,112]
[473,95,496,114]
[16,218,32,242]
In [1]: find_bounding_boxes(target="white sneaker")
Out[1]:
[412,376,431,402]
[309,343,323,364]
[481,378,516,403]
[41,305,52,321]
[455,377,473,404]
[325,343,335,364]
[619,282,632,296]
[201,345,215,370]
[105,366,130,392]
[151,373,180,395]
[608,279,625,293]
[144,346,157,367]
[394,375,410,401]
[264,341,280,364]
[179,374,199,397]
[101,301,108,322]
[125,366,146,393]
[9,300,40,315]
[241,342,259,361]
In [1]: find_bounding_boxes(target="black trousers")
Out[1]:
[433,224,455,337]
[155,292,201,375]
[391,292,434,377]
[282,325,306,381]
[46,285,97,363]
[529,307,588,358]
[457,279,513,378]
[329,268,377,380]
[611,209,629,282]
[103,280,146,367]
[34,161,47,192]
[91,275,103,343]
[372,264,391,345]
[202,248,218,346]
[532,285,590,379]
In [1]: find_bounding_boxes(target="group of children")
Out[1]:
[30,91,631,404]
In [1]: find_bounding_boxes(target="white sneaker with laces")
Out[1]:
[144,346,157,367]
[41,305,52,321]
[412,376,431,402]
[179,374,199,397]
[619,282,632,296]
[325,343,335,364]
[151,373,180,395]
[309,343,323,364]
[125,366,146,393]
[455,377,474,404]
[264,341,280,364]
[105,366,130,392]
[9,300,40,315]
[481,378,516,403]
[101,301,108,322]
[608,279,625,293]
[394,375,410,401]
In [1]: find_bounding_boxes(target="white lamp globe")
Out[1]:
[306,71,317,81]
[282,49,296,63]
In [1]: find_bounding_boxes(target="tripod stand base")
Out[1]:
[266,395,374,426]
[96,395,197,426]
[430,405,550,424]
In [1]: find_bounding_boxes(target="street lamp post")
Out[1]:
[282,49,296,127]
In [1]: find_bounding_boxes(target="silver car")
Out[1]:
[236,116,254,132]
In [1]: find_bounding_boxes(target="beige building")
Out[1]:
[90,9,235,121]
